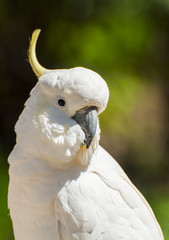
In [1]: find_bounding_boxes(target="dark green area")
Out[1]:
[0,158,14,240]
[0,0,169,239]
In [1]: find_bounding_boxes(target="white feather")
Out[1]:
[8,67,164,240]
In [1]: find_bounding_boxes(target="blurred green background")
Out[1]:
[0,0,169,239]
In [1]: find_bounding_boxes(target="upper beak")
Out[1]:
[72,106,98,149]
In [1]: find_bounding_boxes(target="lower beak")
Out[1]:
[72,106,98,149]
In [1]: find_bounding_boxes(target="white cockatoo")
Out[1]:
[8,29,164,240]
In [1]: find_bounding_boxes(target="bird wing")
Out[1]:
[55,146,164,240]
[89,146,164,240]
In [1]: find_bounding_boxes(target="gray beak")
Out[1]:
[72,106,98,149]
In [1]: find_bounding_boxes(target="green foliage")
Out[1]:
[45,7,152,72]
[100,74,144,133]
[143,187,169,239]
[0,163,14,240]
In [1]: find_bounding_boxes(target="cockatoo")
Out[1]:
[8,29,164,240]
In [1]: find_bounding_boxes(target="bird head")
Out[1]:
[16,29,109,167]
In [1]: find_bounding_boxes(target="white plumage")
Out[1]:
[8,29,164,240]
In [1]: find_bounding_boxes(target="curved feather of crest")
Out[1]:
[28,29,48,78]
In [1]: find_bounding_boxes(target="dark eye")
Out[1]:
[55,96,67,110]
[58,98,65,107]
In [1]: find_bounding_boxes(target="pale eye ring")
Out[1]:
[55,96,67,110]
